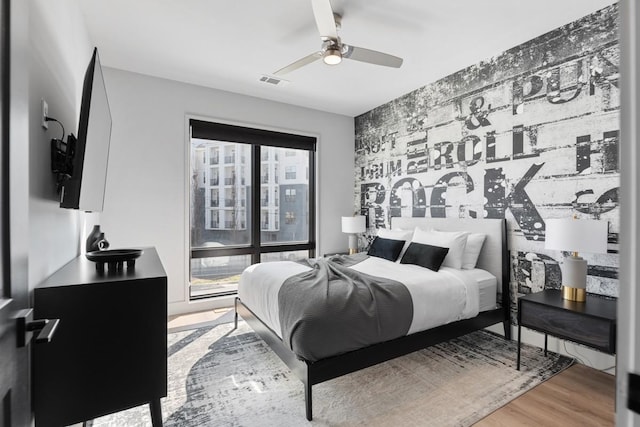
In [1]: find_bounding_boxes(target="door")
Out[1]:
[0,0,31,425]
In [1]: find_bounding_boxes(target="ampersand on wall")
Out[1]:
[464,96,492,130]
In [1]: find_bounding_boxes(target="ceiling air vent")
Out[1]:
[259,75,289,86]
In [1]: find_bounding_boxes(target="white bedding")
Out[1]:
[463,268,498,311]
[238,256,485,339]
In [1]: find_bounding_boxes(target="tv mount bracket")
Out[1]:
[46,116,76,193]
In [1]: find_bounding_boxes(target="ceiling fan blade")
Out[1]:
[311,0,338,40]
[273,52,323,76]
[343,45,403,68]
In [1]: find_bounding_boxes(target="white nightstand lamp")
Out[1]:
[545,218,608,302]
[341,216,366,255]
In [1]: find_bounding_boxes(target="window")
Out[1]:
[189,121,316,299]
[285,165,296,180]
[209,147,219,164]
[209,210,219,229]
[210,189,219,207]
[210,167,219,186]
[285,212,296,224]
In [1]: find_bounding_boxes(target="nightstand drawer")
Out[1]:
[520,302,615,353]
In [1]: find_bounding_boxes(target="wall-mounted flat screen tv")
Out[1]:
[60,47,111,212]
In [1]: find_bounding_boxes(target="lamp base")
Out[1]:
[562,286,586,302]
[347,234,358,254]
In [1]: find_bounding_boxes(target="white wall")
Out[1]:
[100,68,355,315]
[27,0,96,288]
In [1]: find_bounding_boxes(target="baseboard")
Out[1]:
[168,294,235,316]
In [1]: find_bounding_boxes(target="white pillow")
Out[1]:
[377,228,413,262]
[411,228,469,269]
[461,233,486,270]
[377,228,412,241]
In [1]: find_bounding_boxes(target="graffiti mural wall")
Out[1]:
[354,5,619,305]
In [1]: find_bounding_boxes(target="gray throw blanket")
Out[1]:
[278,254,413,362]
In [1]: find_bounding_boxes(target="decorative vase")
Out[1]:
[86,225,104,252]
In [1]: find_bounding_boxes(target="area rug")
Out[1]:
[91,320,572,427]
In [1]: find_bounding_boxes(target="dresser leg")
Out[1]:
[544,334,548,357]
[150,399,163,427]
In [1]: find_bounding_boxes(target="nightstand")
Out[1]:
[517,289,616,370]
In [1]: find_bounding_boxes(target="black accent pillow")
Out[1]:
[367,237,406,261]
[400,242,449,271]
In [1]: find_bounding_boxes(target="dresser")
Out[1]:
[33,247,167,426]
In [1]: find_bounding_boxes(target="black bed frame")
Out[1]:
[234,221,510,421]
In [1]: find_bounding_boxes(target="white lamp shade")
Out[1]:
[545,219,608,253]
[341,216,366,234]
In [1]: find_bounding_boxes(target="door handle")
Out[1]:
[15,308,60,348]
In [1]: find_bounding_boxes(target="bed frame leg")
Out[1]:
[503,319,511,340]
[304,378,312,421]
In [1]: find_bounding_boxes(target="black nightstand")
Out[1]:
[516,289,616,370]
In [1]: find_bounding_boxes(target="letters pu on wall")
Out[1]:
[353,5,620,309]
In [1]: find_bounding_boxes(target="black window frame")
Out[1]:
[189,120,317,292]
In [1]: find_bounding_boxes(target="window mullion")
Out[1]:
[251,143,261,264]
[308,150,316,258]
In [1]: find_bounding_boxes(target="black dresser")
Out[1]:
[33,247,167,426]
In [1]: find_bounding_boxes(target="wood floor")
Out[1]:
[475,364,615,426]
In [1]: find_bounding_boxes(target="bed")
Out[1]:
[234,217,510,420]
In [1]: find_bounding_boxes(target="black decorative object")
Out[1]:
[97,232,109,250]
[86,225,109,252]
[86,248,143,273]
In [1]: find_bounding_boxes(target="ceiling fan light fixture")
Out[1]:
[323,47,342,65]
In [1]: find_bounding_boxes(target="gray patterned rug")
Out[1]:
[92,319,572,426]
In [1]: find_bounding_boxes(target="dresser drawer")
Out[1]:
[520,301,615,353]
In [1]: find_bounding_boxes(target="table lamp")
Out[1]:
[545,218,608,302]
[341,216,366,255]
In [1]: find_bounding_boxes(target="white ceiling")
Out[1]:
[77,0,617,117]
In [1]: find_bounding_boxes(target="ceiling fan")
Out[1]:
[273,0,403,76]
